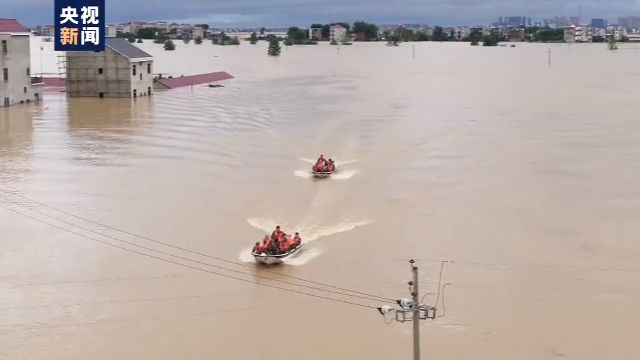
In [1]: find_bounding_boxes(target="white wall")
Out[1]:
[130,60,153,97]
[0,33,41,107]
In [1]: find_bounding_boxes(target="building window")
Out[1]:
[23,87,27,93]
[3,98,9,107]
[132,65,136,76]
[98,68,103,74]
[148,86,151,95]
[1,40,6,54]
[133,89,137,98]
[140,73,142,80]
[3,68,7,82]
[99,92,104,98]
[26,67,30,76]
[147,63,151,74]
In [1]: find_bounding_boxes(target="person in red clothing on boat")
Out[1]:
[271,225,284,241]
[314,154,326,172]
[327,159,335,172]
[292,232,302,247]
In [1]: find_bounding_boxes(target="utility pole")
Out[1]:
[411,260,420,360]
[377,259,437,360]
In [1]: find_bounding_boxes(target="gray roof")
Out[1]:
[106,38,153,60]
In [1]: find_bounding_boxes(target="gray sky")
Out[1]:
[9,0,640,27]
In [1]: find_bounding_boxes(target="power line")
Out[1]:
[0,204,378,310]
[0,196,387,304]
[0,188,395,302]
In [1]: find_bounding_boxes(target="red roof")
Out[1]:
[0,18,28,33]
[156,72,234,89]
[42,77,66,87]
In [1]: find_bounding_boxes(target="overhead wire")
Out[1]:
[0,195,388,304]
[0,204,378,310]
[0,188,395,303]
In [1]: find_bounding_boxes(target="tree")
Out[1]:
[415,32,430,41]
[330,38,338,45]
[469,29,482,46]
[352,21,378,41]
[260,27,266,35]
[250,32,258,44]
[127,35,135,43]
[482,33,500,46]
[287,27,307,44]
[136,38,143,43]
[340,32,352,44]
[164,40,176,50]
[194,36,203,44]
[268,37,281,56]
[284,38,293,46]
[230,37,240,45]
[534,28,564,42]
[136,28,159,39]
[432,26,448,41]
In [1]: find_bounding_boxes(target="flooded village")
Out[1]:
[2,9,640,360]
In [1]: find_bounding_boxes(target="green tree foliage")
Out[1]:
[287,27,308,44]
[164,40,176,50]
[249,32,258,44]
[284,38,293,46]
[268,37,281,56]
[260,27,266,35]
[534,28,564,42]
[415,32,430,41]
[194,36,203,44]
[136,38,143,43]
[432,26,449,41]
[330,38,338,45]
[469,30,482,45]
[352,21,378,41]
[482,33,501,46]
[136,28,161,39]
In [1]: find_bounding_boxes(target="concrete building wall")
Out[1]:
[67,49,133,97]
[330,25,347,42]
[0,33,41,107]
[129,60,153,97]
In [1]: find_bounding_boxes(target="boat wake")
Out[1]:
[330,169,359,180]
[294,169,359,180]
[240,217,372,265]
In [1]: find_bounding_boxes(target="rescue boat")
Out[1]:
[251,234,303,265]
[312,161,336,178]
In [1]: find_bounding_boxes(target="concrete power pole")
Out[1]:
[377,259,438,360]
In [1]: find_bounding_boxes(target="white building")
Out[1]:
[192,27,205,39]
[0,18,42,107]
[309,27,322,40]
[329,25,347,42]
[66,38,153,98]
[107,25,117,38]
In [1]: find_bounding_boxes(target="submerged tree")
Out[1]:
[164,40,176,50]
[268,38,281,56]
[194,36,203,44]
[250,32,258,44]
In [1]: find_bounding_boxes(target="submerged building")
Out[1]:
[66,38,153,98]
[0,18,42,107]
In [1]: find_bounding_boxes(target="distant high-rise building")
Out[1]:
[498,16,504,26]
[590,18,607,28]
[527,17,532,26]
[505,16,525,26]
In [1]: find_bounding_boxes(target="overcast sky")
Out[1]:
[9,0,640,27]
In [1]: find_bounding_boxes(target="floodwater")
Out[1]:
[2,38,640,359]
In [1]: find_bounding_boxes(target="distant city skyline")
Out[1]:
[5,0,640,27]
